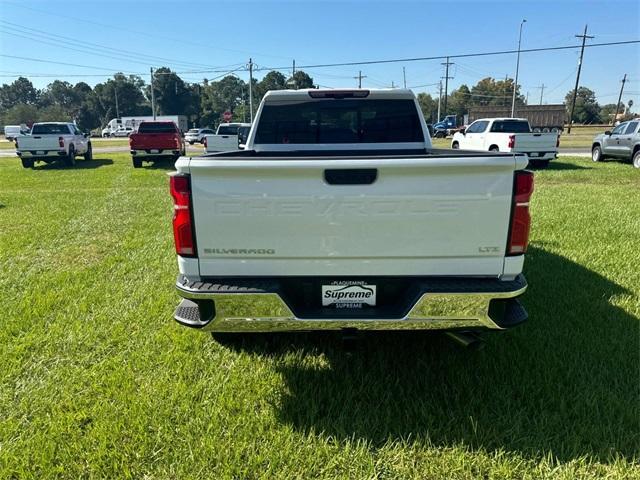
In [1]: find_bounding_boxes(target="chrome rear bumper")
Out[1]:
[174,275,528,332]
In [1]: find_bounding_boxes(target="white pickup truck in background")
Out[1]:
[15,122,92,168]
[203,122,251,153]
[170,89,533,343]
[451,118,559,168]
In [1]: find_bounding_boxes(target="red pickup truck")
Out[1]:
[129,121,185,168]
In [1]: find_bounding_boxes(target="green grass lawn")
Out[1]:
[0,154,638,479]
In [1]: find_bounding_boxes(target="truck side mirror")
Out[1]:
[460,128,466,135]
[604,130,612,135]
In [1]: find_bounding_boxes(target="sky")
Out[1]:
[0,0,639,108]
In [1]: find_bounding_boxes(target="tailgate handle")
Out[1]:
[324,168,377,185]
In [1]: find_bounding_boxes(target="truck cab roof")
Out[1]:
[263,88,416,102]
[473,118,529,123]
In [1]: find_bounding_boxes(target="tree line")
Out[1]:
[0,68,314,132]
[416,78,631,125]
[0,69,631,131]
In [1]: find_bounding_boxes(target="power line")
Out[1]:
[613,74,627,124]
[567,25,595,133]
[441,57,454,114]
[4,1,300,61]
[257,39,639,71]
[0,54,245,77]
[0,20,224,70]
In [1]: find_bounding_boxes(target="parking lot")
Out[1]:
[1,152,637,478]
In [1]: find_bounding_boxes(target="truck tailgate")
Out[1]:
[188,155,521,277]
[204,135,238,152]
[17,136,61,151]
[131,133,178,149]
[512,133,557,152]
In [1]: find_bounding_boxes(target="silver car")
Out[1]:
[592,119,640,168]
[184,128,215,144]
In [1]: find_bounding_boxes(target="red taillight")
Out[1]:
[170,174,196,257]
[507,170,534,255]
[508,134,515,149]
[58,136,64,148]
[129,136,134,147]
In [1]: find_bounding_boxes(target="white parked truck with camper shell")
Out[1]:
[16,122,92,168]
[170,89,534,344]
[451,118,559,168]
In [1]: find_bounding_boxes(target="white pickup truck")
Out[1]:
[203,122,251,153]
[170,89,533,342]
[15,122,92,168]
[451,118,559,168]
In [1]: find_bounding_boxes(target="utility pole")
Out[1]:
[403,67,407,88]
[114,87,119,118]
[536,83,545,105]
[248,58,254,123]
[354,70,366,88]
[511,19,527,117]
[150,67,156,120]
[567,25,594,133]
[437,80,442,122]
[441,57,453,115]
[613,74,627,125]
[391,81,395,88]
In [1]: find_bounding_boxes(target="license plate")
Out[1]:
[529,152,540,157]
[150,149,160,154]
[36,150,45,155]
[322,283,377,307]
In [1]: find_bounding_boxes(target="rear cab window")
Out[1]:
[138,122,177,134]
[217,125,239,135]
[254,98,424,144]
[31,124,71,135]
[490,120,531,133]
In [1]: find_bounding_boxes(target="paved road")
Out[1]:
[0,145,205,158]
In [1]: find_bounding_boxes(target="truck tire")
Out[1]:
[633,149,640,169]
[489,146,500,152]
[451,141,459,149]
[21,158,34,169]
[64,146,76,166]
[84,143,93,161]
[132,157,142,168]
[592,145,603,162]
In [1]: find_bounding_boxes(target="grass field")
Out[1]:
[0,154,638,479]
